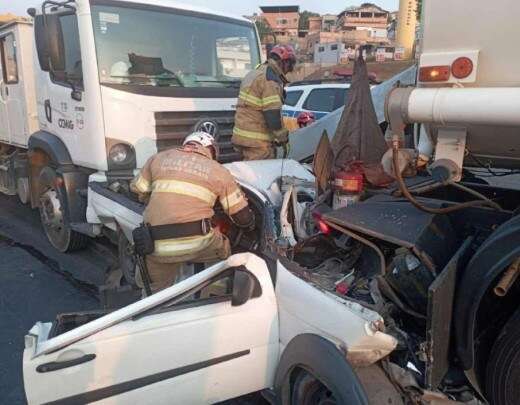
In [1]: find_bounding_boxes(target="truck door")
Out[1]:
[0,44,9,143]
[24,254,279,405]
[41,11,88,163]
[0,32,24,144]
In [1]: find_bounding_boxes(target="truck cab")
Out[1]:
[13,0,261,252]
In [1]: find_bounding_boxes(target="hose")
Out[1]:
[323,220,386,276]
[391,140,501,214]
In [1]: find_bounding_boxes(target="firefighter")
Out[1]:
[130,131,255,293]
[232,44,296,161]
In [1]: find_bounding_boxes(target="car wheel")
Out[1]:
[485,308,520,405]
[38,166,88,252]
[292,369,338,405]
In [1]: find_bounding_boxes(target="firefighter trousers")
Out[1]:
[137,230,231,293]
[235,143,275,161]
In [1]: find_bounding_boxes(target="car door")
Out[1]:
[302,87,349,120]
[24,254,279,405]
[0,31,24,144]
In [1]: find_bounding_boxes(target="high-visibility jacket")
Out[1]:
[232,60,287,148]
[131,145,248,256]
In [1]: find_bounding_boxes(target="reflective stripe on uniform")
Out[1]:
[239,91,281,108]
[152,180,217,204]
[134,176,151,193]
[220,188,246,212]
[233,126,272,142]
[153,230,215,257]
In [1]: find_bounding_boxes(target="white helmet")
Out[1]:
[183,131,218,158]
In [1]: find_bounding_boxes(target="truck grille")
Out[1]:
[154,111,241,163]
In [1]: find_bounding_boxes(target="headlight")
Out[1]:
[109,143,131,163]
[107,142,136,171]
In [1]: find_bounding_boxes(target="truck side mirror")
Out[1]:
[45,14,66,72]
[34,15,50,72]
[231,268,256,307]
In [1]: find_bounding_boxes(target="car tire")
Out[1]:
[485,308,520,405]
[38,166,88,252]
[291,369,338,405]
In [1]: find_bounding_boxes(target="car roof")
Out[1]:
[287,83,351,92]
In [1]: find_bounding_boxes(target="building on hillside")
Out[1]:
[314,42,348,64]
[308,16,322,34]
[322,14,338,32]
[337,4,389,41]
[259,6,300,39]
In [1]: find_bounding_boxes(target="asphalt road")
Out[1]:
[0,194,113,404]
[0,194,265,405]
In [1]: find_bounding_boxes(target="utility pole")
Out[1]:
[396,0,419,60]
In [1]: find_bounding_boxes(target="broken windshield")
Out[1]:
[90,3,260,88]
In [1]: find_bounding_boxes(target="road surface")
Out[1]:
[0,193,264,404]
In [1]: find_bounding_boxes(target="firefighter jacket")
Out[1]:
[232,60,288,148]
[131,145,249,256]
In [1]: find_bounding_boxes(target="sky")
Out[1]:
[1,0,400,18]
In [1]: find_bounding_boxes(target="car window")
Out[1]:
[52,13,83,88]
[285,90,303,107]
[334,88,349,110]
[0,34,18,84]
[304,88,345,112]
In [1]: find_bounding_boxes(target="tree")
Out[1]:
[299,10,320,31]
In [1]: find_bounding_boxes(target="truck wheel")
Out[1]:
[118,231,137,286]
[291,369,337,405]
[38,167,88,252]
[486,309,520,405]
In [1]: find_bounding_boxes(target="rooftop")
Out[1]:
[260,6,300,14]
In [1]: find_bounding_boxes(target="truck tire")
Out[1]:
[485,308,520,405]
[38,166,88,252]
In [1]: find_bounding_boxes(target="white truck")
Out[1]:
[20,0,520,404]
[0,0,261,251]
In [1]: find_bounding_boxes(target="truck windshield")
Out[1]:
[90,4,260,88]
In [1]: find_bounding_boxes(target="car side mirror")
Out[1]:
[231,267,256,307]
[45,14,66,72]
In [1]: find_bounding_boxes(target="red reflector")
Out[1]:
[451,57,473,79]
[334,171,364,193]
[312,211,332,235]
[419,66,450,82]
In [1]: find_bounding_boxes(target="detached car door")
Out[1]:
[23,254,279,405]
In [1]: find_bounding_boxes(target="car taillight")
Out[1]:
[334,171,364,194]
[451,57,473,79]
[419,65,451,82]
[312,211,331,235]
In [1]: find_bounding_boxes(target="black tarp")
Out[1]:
[331,52,388,173]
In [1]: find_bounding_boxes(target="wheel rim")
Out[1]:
[39,187,69,251]
[293,371,338,405]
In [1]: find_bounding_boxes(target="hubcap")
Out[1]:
[40,189,63,229]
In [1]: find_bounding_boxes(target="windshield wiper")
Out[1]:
[195,79,241,88]
[110,73,184,87]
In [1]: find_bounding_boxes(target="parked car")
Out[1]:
[282,80,351,131]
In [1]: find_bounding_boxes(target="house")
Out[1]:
[314,42,347,64]
[260,6,300,39]
[337,4,389,41]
